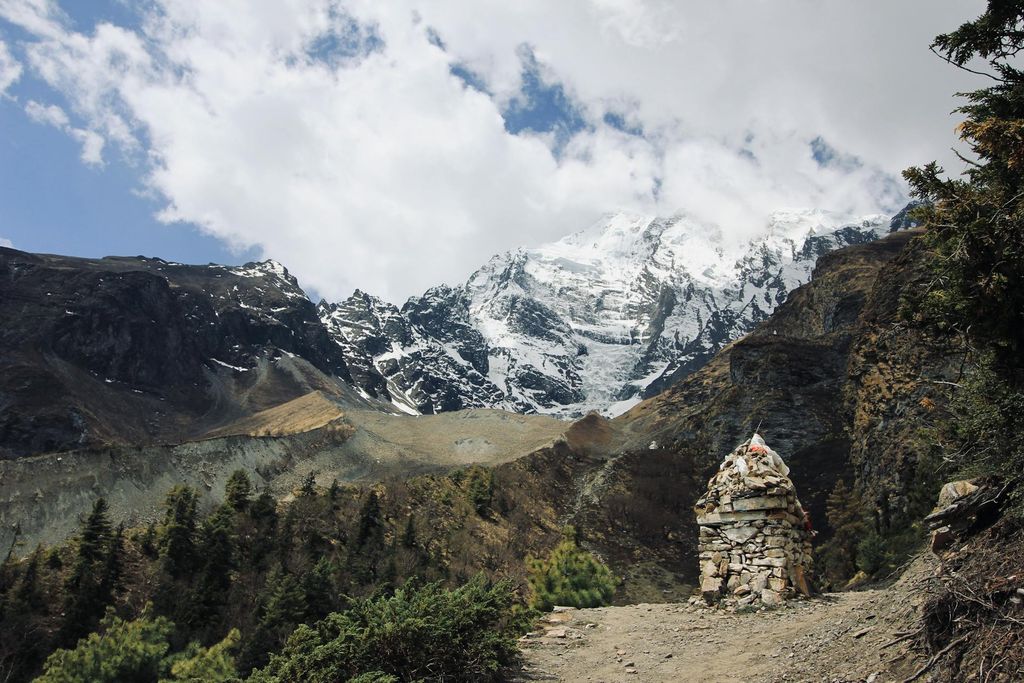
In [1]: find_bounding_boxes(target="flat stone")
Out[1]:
[730,495,788,512]
[700,509,776,524]
[722,526,759,543]
[751,557,787,568]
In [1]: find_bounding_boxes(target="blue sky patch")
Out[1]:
[0,93,254,266]
[60,0,145,34]
[602,111,643,137]
[306,13,384,68]
[502,46,588,152]
[809,136,861,171]
[449,63,489,94]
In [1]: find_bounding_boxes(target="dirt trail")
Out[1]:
[517,555,937,683]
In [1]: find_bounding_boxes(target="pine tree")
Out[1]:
[59,498,115,645]
[300,558,336,621]
[97,524,125,606]
[299,471,317,497]
[191,504,237,633]
[225,470,252,512]
[247,492,279,567]
[526,527,616,611]
[139,521,158,559]
[466,467,494,517]
[401,515,417,549]
[77,498,111,565]
[240,570,307,672]
[903,2,1024,360]
[356,490,383,548]
[160,486,199,579]
[902,3,1024,512]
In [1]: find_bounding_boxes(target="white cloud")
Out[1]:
[0,0,988,301]
[24,99,105,165]
[25,98,67,126]
[0,39,21,94]
[0,236,13,248]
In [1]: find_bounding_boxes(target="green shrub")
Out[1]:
[34,610,240,683]
[526,527,616,611]
[249,575,524,682]
[947,357,1024,514]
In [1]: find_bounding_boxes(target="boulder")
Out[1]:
[760,589,783,607]
[701,576,723,603]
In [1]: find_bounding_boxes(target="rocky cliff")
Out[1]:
[0,249,362,458]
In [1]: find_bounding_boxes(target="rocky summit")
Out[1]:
[318,208,906,418]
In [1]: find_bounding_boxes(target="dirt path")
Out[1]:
[517,555,937,683]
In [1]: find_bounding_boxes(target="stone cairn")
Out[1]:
[694,433,813,607]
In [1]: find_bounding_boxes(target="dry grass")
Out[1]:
[204,390,347,438]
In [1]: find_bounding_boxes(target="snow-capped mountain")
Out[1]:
[319,208,896,418]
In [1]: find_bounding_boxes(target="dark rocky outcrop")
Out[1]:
[0,249,355,458]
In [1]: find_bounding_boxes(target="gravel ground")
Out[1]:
[517,554,938,683]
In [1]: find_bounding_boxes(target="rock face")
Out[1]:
[0,249,358,458]
[695,434,812,606]
[613,228,964,547]
[324,209,893,417]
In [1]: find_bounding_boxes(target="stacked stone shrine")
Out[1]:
[694,433,813,607]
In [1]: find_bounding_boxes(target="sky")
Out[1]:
[0,0,987,302]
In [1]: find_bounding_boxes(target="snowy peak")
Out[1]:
[320,206,899,418]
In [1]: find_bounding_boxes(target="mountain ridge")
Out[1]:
[0,205,914,459]
[324,208,903,417]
